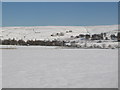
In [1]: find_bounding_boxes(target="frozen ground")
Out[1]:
[0,49,2,89]
[2,46,118,88]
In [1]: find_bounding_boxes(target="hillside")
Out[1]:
[1,25,118,41]
[1,25,119,49]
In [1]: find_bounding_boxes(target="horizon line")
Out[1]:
[2,24,118,27]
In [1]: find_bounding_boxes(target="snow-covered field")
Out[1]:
[1,25,119,49]
[2,46,118,88]
[1,25,118,41]
[1,25,118,88]
[0,49,2,89]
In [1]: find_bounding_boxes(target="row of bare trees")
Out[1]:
[75,32,120,40]
[1,32,120,46]
[1,39,65,46]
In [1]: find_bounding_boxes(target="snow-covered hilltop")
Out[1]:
[1,25,120,49]
[1,25,118,40]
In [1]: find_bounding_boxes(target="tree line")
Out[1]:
[75,33,120,40]
[1,32,120,46]
[1,39,66,46]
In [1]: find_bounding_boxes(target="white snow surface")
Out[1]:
[2,46,118,88]
[1,25,118,88]
[0,49,2,89]
[1,25,118,41]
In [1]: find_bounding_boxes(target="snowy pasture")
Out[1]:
[1,25,119,49]
[0,49,2,89]
[2,46,118,88]
[1,25,118,41]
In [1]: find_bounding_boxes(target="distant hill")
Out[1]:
[1,25,118,41]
